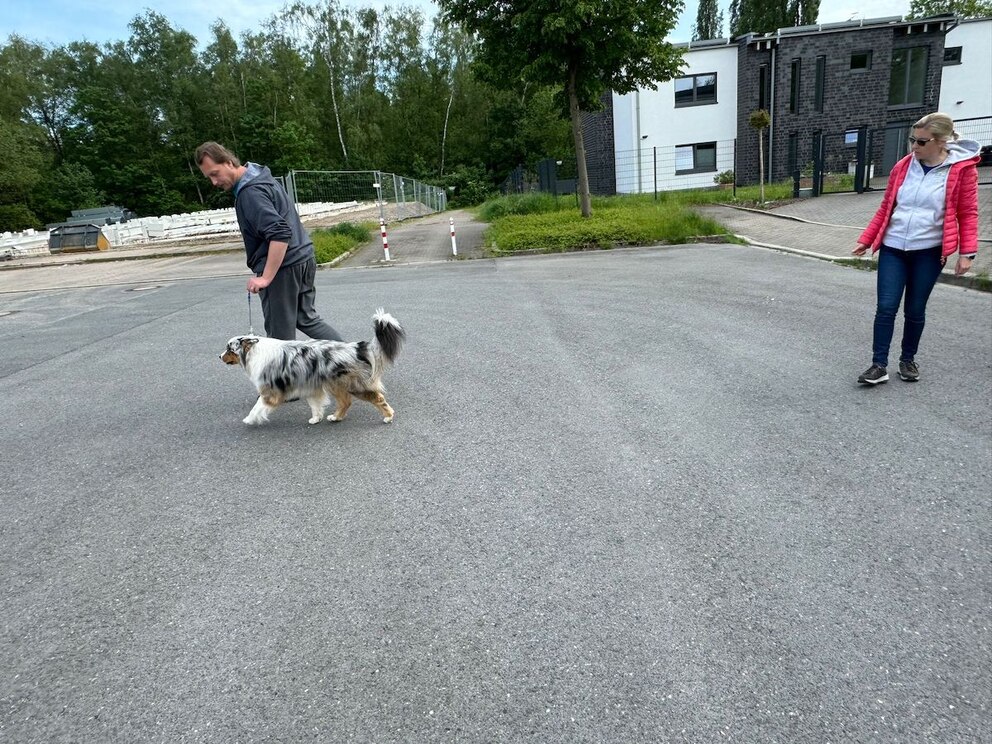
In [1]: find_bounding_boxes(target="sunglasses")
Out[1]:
[907,136,934,146]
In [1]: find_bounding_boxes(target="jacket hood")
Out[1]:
[945,138,980,165]
[235,162,275,196]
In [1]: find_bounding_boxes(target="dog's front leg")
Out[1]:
[243,396,272,425]
[307,394,327,425]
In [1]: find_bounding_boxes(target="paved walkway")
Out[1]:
[695,184,992,280]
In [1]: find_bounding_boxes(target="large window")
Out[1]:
[675,142,717,174]
[790,59,801,113]
[889,47,928,106]
[674,73,717,107]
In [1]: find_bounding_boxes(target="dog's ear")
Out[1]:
[239,336,259,353]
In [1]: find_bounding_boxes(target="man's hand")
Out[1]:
[247,275,272,293]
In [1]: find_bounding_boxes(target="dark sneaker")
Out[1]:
[898,360,920,381]
[858,364,889,385]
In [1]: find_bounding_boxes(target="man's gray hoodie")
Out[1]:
[234,163,313,274]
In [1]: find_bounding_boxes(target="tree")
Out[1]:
[693,0,725,40]
[730,0,819,36]
[749,109,771,203]
[908,0,992,18]
[441,0,685,218]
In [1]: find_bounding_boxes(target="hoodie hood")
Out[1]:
[234,162,271,197]
[944,138,981,165]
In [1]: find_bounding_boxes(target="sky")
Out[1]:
[0,0,913,49]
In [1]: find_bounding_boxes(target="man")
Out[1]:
[195,141,342,341]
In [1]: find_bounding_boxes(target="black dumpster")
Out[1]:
[48,223,107,253]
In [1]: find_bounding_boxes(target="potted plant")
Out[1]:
[713,169,735,189]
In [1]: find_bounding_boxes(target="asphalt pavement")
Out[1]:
[1,238,990,742]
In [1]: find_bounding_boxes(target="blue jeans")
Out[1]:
[872,245,943,367]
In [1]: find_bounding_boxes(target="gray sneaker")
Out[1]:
[858,364,889,385]
[898,360,920,381]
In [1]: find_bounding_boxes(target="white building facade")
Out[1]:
[938,17,992,144]
[611,40,738,193]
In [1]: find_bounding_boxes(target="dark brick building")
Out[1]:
[581,15,957,193]
[736,15,954,186]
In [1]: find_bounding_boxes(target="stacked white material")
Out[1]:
[1,201,375,256]
[114,201,367,245]
[100,222,149,246]
[1,228,51,258]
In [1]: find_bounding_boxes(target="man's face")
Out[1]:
[198,156,240,191]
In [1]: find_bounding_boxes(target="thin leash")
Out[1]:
[247,291,255,335]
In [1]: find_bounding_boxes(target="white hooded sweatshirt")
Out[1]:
[882,138,981,251]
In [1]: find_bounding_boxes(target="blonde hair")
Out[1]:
[913,112,959,142]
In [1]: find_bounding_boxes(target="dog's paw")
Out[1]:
[326,414,342,422]
[308,415,322,424]
[382,415,393,423]
[243,416,259,425]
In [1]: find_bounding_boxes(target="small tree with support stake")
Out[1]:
[749,109,771,204]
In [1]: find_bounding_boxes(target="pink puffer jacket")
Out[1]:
[858,151,980,258]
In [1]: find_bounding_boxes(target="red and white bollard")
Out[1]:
[379,218,391,261]
[449,217,458,257]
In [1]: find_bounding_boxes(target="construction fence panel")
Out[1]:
[286,170,446,224]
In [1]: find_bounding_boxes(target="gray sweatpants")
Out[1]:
[258,257,343,341]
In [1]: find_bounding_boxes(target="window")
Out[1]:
[943,46,962,65]
[790,59,801,113]
[675,142,717,174]
[844,129,859,146]
[814,55,826,113]
[851,51,872,70]
[674,73,717,107]
[889,46,928,106]
[758,64,770,110]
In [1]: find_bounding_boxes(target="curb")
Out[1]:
[737,235,991,292]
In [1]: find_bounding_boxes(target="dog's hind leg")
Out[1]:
[355,390,395,423]
[306,393,327,425]
[326,388,353,423]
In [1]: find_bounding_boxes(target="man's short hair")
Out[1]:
[194,141,241,167]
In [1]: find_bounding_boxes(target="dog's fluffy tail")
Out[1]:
[372,308,405,365]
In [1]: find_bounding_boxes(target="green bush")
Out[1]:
[0,204,42,232]
[485,199,727,254]
[312,221,373,263]
[477,192,559,221]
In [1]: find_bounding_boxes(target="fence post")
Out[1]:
[373,171,385,225]
[855,125,868,194]
[449,217,457,256]
[653,147,658,201]
[864,131,875,191]
[813,136,824,197]
[286,170,297,205]
[732,139,737,199]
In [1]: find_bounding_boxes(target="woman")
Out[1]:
[853,112,980,385]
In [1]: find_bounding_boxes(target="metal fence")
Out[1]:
[503,140,739,198]
[810,115,992,195]
[286,170,446,223]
